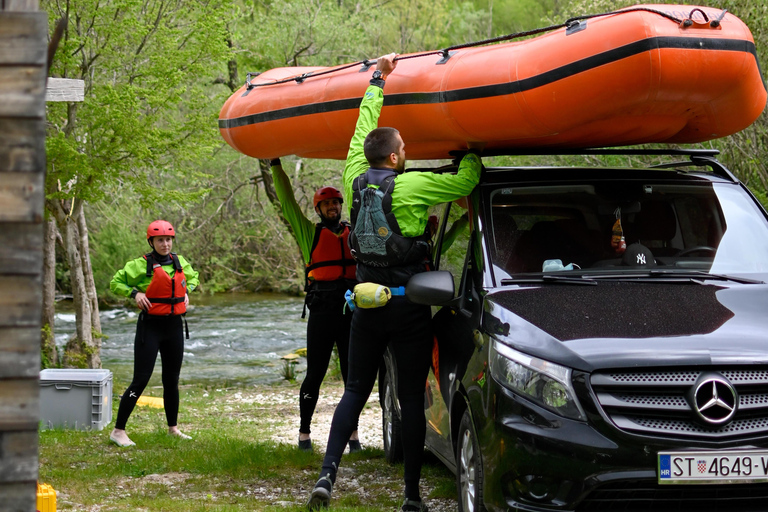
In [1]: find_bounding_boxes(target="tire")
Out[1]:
[381,368,404,463]
[457,409,485,512]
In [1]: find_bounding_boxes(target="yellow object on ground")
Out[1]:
[136,396,164,408]
[281,353,300,361]
[294,347,307,357]
[37,482,57,512]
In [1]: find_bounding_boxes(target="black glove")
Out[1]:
[449,148,481,167]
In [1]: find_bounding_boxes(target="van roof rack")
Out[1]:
[477,147,736,182]
[478,147,720,158]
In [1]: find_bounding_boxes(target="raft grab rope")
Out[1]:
[243,7,728,91]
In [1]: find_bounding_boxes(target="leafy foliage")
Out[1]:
[45,0,232,205]
[45,0,768,299]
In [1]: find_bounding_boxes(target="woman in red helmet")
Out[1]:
[107,220,199,447]
[270,159,360,452]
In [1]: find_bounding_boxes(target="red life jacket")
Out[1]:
[143,252,187,316]
[305,222,356,288]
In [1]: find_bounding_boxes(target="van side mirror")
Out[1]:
[405,271,455,306]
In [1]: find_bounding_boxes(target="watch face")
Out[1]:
[372,70,382,79]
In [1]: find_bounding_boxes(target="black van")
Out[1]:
[382,148,768,512]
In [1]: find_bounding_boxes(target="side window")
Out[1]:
[435,203,471,293]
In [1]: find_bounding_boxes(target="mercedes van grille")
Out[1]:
[590,368,768,440]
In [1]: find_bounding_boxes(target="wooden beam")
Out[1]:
[0,12,46,65]
[0,118,45,172]
[0,222,43,276]
[0,276,42,327]
[46,77,85,102]
[0,431,38,482]
[1,1,40,11]
[0,7,45,509]
[0,482,39,512]
[0,379,39,432]
[0,172,43,223]
[0,328,39,379]
[0,67,46,118]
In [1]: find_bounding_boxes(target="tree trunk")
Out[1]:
[77,206,101,334]
[48,198,100,369]
[41,216,58,368]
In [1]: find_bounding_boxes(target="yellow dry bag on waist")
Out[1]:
[344,282,405,311]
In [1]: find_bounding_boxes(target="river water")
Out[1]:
[54,293,310,385]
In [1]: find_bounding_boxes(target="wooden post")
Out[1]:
[0,1,47,510]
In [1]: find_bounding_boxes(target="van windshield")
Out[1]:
[488,181,768,279]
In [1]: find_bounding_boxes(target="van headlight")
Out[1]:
[489,339,586,421]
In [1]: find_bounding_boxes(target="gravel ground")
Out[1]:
[227,380,460,511]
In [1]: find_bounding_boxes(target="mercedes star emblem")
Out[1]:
[691,373,738,426]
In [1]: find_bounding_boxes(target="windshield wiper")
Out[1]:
[587,270,764,285]
[650,270,765,284]
[501,275,597,286]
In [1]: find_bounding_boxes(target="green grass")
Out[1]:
[39,379,456,511]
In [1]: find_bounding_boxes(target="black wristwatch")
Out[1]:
[370,69,386,87]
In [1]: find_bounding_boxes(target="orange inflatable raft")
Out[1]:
[219,4,767,161]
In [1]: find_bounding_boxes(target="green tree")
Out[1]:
[43,0,231,367]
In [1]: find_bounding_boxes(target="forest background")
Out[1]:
[41,0,768,368]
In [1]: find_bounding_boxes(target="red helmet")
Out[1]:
[313,186,343,207]
[146,220,175,239]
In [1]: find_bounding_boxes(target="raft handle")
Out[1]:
[436,50,455,65]
[359,60,374,72]
[566,19,587,35]
[680,8,725,29]
[244,72,261,91]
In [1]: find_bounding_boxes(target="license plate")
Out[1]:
[659,450,768,484]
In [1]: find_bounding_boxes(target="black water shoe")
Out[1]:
[307,475,332,510]
[401,498,428,512]
[298,437,313,452]
[348,439,362,453]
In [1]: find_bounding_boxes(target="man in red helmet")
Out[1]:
[108,220,199,447]
[307,54,482,512]
[269,160,360,453]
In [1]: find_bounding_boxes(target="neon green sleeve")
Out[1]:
[178,255,200,292]
[109,257,151,297]
[271,163,317,263]
[391,153,482,236]
[342,85,384,215]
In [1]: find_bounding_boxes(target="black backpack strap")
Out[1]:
[304,224,325,290]
[170,253,183,271]
[350,174,368,226]
[143,252,156,277]
[379,175,401,236]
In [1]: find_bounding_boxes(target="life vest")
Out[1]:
[349,169,431,268]
[143,252,187,316]
[305,221,356,289]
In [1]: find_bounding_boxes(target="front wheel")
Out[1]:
[456,409,485,512]
[381,368,403,463]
